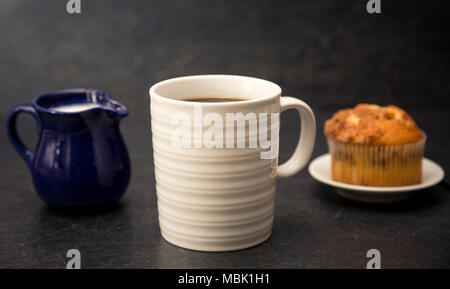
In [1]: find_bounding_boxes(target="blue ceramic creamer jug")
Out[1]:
[6,89,131,208]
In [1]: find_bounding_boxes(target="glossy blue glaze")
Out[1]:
[6,89,131,208]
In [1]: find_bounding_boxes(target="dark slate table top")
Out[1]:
[0,107,448,269]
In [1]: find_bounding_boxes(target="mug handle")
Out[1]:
[277,97,316,178]
[6,105,41,165]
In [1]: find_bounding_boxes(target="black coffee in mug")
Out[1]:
[182,97,246,102]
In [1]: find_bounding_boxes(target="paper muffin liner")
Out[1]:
[326,137,426,187]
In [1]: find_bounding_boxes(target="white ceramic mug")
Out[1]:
[149,75,316,251]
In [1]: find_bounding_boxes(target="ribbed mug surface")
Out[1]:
[151,92,279,251]
[150,75,316,251]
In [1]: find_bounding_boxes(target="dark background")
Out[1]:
[0,0,449,268]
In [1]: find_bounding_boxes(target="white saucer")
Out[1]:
[308,154,445,203]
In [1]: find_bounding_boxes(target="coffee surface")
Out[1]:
[182,97,246,103]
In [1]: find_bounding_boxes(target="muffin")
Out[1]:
[324,104,425,187]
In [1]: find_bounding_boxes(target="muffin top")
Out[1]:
[324,104,424,145]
